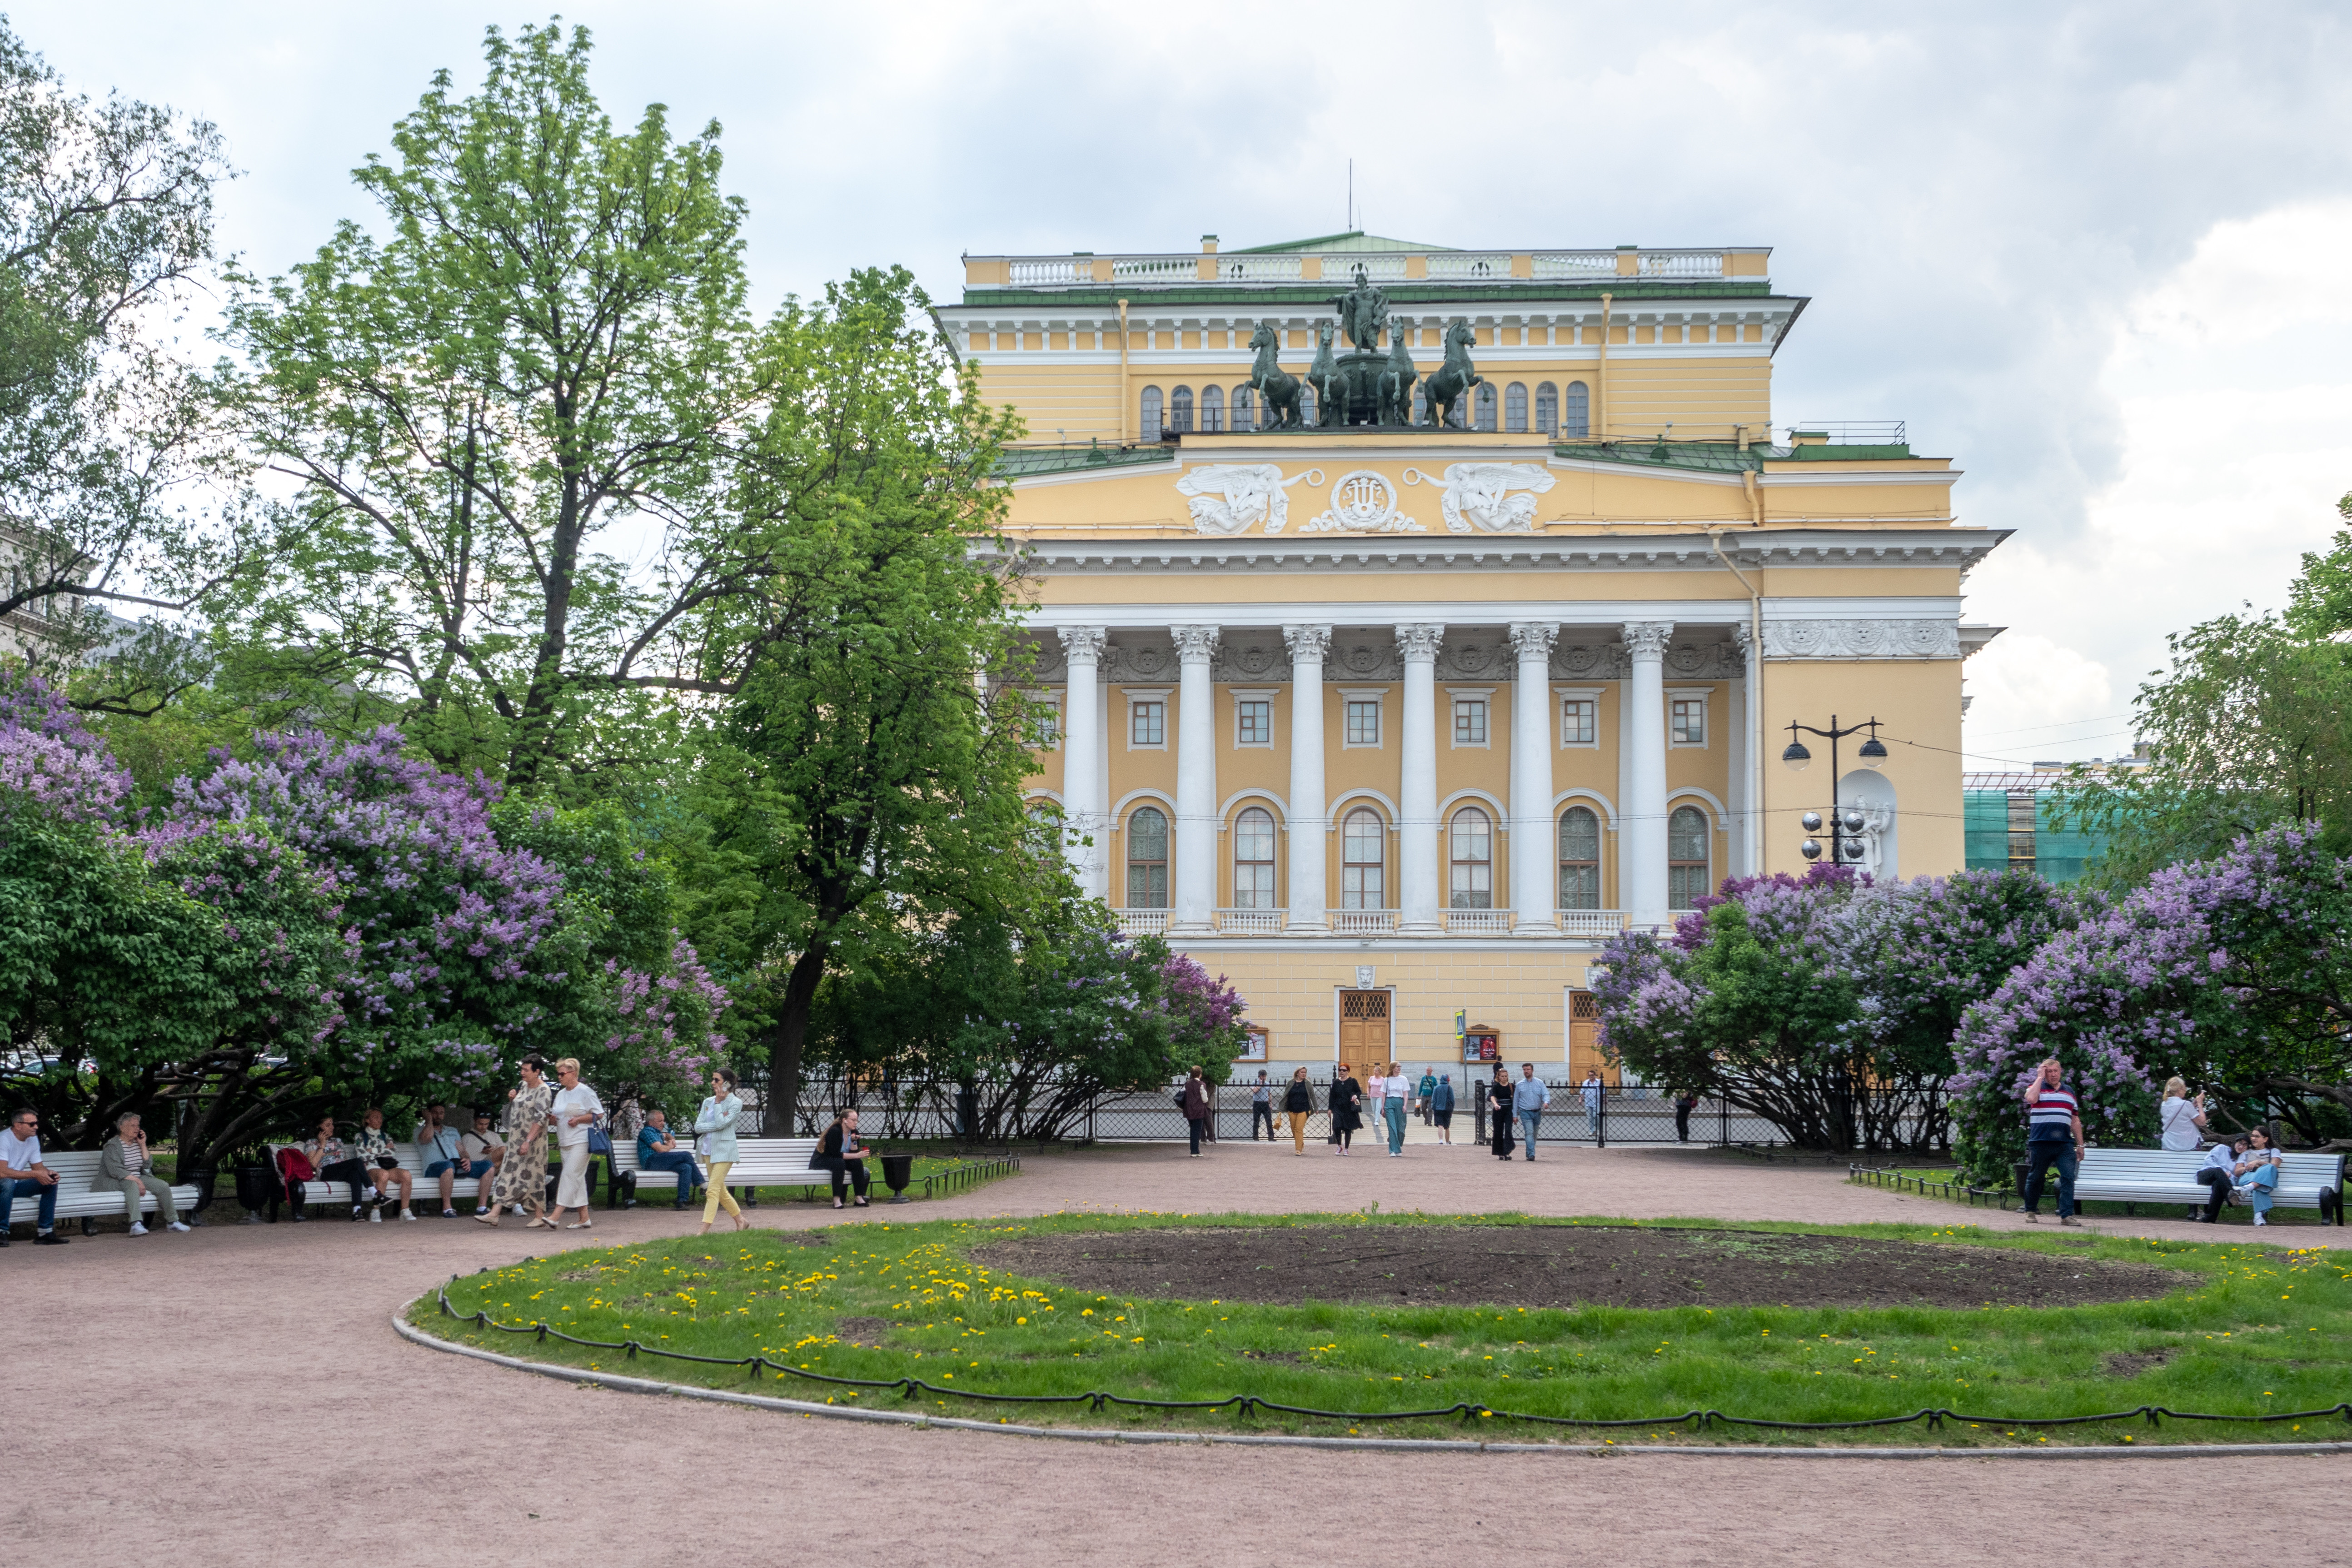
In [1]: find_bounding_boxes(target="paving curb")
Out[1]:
[392,1300,2352,1460]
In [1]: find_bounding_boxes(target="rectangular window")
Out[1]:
[1670,697,1707,746]
[1453,698,1488,746]
[1131,700,1165,747]
[1346,700,1381,746]
[1033,699,1060,750]
[1561,697,1596,747]
[1236,699,1271,747]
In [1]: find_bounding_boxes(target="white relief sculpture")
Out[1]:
[1303,469,1425,533]
[1175,463,1317,535]
[1760,618,1961,660]
[1433,462,1556,534]
[1854,804,1893,880]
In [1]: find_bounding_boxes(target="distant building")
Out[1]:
[1961,748,2151,883]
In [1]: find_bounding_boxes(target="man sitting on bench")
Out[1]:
[0,1108,66,1246]
[635,1108,704,1210]
[417,1103,488,1218]
[460,1111,507,1217]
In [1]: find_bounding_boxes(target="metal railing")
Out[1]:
[1789,420,1907,444]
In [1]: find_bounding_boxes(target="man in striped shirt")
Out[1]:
[2021,1057,2087,1226]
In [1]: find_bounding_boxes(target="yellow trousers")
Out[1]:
[1287,1111,1309,1152]
[703,1160,742,1223]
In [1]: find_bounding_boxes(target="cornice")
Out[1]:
[998,528,2009,577]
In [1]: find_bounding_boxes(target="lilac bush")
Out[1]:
[0,675,131,821]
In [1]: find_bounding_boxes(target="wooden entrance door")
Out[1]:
[1567,990,1615,1085]
[1338,990,1391,1091]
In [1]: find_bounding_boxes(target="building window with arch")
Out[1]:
[1559,806,1601,911]
[1411,384,1427,425]
[1474,382,1498,431]
[1233,806,1276,909]
[1140,386,1163,442]
[1504,382,1528,433]
[1170,385,1194,433]
[1341,807,1386,908]
[1562,380,1590,438]
[1668,805,1711,910]
[1300,383,1318,425]
[1127,806,1170,909]
[1200,384,1224,433]
[1232,384,1256,432]
[1535,381,1558,435]
[1449,806,1494,909]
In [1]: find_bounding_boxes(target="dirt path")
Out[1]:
[8,1144,2345,1567]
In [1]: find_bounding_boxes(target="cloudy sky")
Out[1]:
[19,1,2352,767]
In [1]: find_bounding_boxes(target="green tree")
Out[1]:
[688,267,1048,1132]
[220,22,784,791]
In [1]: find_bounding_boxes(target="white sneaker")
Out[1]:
[2253,1213,2267,1226]
[399,1209,416,1222]
[127,1222,148,1236]
[369,1207,382,1224]
[166,1221,190,1233]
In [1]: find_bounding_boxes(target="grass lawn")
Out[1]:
[408,1211,2352,1447]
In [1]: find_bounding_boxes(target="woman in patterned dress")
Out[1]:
[475,1055,554,1228]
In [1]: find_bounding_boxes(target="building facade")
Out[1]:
[945,232,2004,1074]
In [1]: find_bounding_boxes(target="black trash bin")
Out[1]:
[233,1164,275,1219]
[880,1151,916,1205]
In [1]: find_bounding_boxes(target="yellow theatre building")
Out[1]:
[943,231,2005,1078]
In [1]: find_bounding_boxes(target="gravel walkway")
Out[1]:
[8,1143,2344,1567]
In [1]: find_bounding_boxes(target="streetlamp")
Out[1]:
[1780,715,1885,867]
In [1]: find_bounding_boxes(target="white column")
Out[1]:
[1282,624,1330,934]
[1171,624,1220,935]
[1395,623,1445,934]
[1060,627,1107,901]
[1508,622,1558,933]
[1729,625,1755,876]
[1622,621,1674,927]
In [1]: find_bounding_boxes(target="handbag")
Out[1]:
[587,1124,613,1157]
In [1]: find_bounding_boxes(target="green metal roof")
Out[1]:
[1229,230,1454,255]
[992,442,1176,481]
[1554,439,1770,473]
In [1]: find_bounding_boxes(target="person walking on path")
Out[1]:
[1282,1068,1314,1154]
[2019,1057,2086,1226]
[694,1068,748,1234]
[1673,1087,1700,1143]
[1488,1067,1515,1160]
[1516,1064,1552,1160]
[1365,1068,1389,1140]
[1181,1066,1212,1157]
[1429,1073,1455,1145]
[1329,1063,1363,1155]
[1416,1069,1437,1125]
[100,1114,189,1235]
[476,1056,554,1229]
[0,1108,65,1245]
[1249,1072,1276,1141]
[1579,1070,1603,1139]
[547,1059,605,1230]
[1381,1063,1410,1156]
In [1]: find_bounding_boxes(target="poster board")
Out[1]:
[1236,1025,1269,1062]
[1461,1026,1500,1063]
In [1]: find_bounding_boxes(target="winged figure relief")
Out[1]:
[1174,464,1313,535]
[1438,462,1557,534]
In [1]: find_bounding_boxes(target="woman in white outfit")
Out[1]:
[2158,1076,2211,1219]
[547,1057,605,1230]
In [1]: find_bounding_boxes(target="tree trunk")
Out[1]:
[764,941,832,1135]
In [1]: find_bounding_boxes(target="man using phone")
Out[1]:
[416,1102,488,1218]
[0,1108,66,1245]
[2021,1057,2088,1227]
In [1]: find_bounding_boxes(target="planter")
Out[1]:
[880,1151,916,1204]
[233,1164,276,1221]
[181,1162,220,1216]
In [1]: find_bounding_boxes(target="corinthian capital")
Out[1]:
[1392,622,1445,662]
[1171,624,1221,662]
[1281,623,1332,663]
[1061,626,1108,663]
[1507,622,1559,662]
[1620,620,1674,661]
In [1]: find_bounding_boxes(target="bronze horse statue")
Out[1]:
[1248,322,1303,430]
[1306,322,1342,428]
[1420,319,1481,429]
[1375,325,1418,427]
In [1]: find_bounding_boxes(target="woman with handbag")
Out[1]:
[1180,1066,1211,1157]
[1327,1062,1363,1155]
[1488,1066,1516,1160]
[476,1056,555,1229]
[1282,1067,1314,1155]
[548,1057,605,1230]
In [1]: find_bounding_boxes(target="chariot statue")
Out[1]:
[1329,264,1390,354]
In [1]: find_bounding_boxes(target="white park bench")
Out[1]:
[2070,1147,2344,1224]
[607,1136,827,1209]
[267,1144,501,1217]
[1,1150,204,1236]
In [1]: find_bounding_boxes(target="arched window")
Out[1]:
[1562,380,1590,438]
[1200,384,1224,433]
[1170,386,1194,434]
[1535,382,1558,436]
[1140,387,1163,443]
[1233,806,1276,909]
[1411,384,1427,425]
[1474,382,1498,431]
[1505,382,1528,433]
[1341,808,1385,909]
[1449,806,1493,909]
[1126,806,1169,909]
[1300,383,1319,426]
[1232,384,1256,433]
[1668,805,1711,910]
[1558,806,1601,911]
